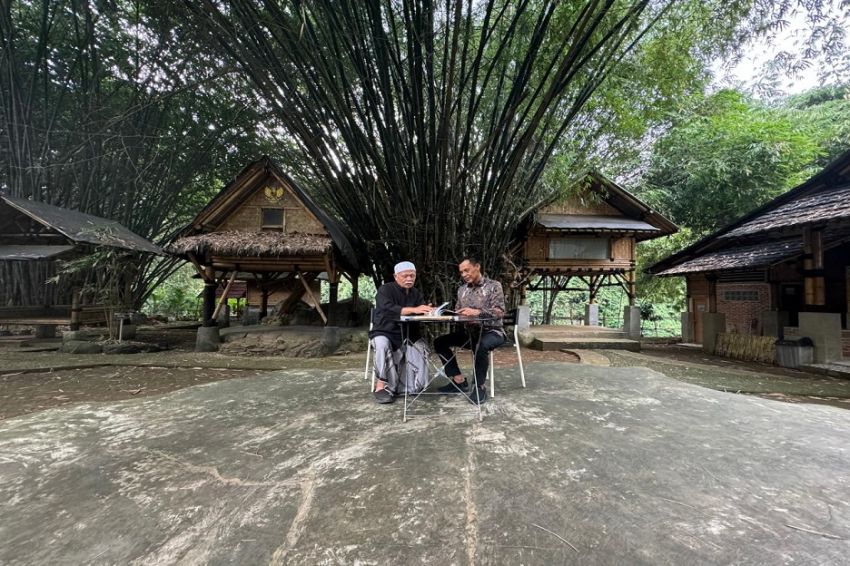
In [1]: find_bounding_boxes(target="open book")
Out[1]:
[431,302,458,316]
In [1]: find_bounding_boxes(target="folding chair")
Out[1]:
[487,308,526,397]
[364,308,377,391]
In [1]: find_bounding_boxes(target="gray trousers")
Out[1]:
[371,336,430,394]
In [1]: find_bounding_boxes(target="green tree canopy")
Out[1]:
[639,89,823,236]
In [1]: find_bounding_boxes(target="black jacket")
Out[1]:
[368,282,424,348]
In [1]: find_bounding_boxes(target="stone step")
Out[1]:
[531,325,628,339]
[531,337,640,352]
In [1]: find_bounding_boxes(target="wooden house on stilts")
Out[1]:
[511,171,677,329]
[169,158,361,333]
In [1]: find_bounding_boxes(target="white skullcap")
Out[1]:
[394,261,416,274]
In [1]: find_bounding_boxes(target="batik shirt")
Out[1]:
[455,277,505,333]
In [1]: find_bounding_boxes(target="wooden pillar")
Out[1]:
[627,270,636,306]
[328,270,339,326]
[588,275,600,304]
[202,265,217,327]
[260,275,269,321]
[707,275,718,313]
[351,274,359,318]
[70,289,81,331]
[803,227,825,306]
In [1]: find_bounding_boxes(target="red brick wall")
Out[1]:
[717,283,772,335]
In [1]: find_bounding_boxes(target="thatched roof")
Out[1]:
[175,157,360,270]
[168,231,332,257]
[0,195,163,254]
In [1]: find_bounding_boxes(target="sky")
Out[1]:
[713,6,846,98]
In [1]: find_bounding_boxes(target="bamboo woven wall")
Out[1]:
[715,333,776,363]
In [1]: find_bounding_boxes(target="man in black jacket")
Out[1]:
[369,261,433,404]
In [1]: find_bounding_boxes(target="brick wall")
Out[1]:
[717,283,771,335]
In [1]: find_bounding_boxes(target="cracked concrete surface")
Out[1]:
[1,363,849,565]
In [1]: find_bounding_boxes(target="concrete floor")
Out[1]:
[1,363,849,565]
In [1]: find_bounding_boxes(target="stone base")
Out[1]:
[761,310,789,339]
[623,306,641,339]
[62,340,103,354]
[118,323,136,340]
[34,325,57,339]
[702,313,726,354]
[196,325,221,352]
[585,304,599,326]
[680,312,694,343]
[799,312,843,363]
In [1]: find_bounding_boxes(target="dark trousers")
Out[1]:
[434,328,505,387]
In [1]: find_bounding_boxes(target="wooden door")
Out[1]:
[692,296,707,344]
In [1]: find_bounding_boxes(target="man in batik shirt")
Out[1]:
[434,256,505,404]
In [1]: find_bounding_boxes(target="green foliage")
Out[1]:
[635,228,695,309]
[143,265,203,320]
[783,84,850,167]
[640,89,823,236]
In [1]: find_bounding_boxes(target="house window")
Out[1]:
[261,208,284,231]
[723,290,760,302]
[548,237,609,259]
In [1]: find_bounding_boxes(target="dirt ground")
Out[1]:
[1,325,848,421]
[608,344,850,409]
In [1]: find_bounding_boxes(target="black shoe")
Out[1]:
[437,379,468,394]
[373,389,395,404]
[469,386,487,405]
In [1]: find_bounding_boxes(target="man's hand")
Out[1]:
[402,304,433,315]
[458,307,481,316]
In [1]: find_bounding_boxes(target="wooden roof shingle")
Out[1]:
[0,195,162,254]
[655,239,802,276]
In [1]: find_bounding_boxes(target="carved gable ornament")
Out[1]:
[263,185,286,204]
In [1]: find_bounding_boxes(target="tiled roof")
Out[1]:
[656,239,802,276]
[537,214,660,233]
[0,245,76,260]
[722,184,850,239]
[1,195,162,254]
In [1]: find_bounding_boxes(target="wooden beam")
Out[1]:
[299,272,327,324]
[707,275,717,313]
[186,252,211,282]
[212,271,237,321]
[803,227,826,306]
[202,265,217,326]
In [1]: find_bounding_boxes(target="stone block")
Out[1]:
[798,312,843,363]
[585,304,599,326]
[62,340,103,354]
[680,312,693,343]
[34,325,56,339]
[623,306,641,339]
[196,325,221,352]
[761,310,789,338]
[702,312,726,354]
[118,323,136,340]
